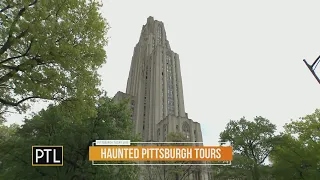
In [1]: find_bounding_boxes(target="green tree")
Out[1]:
[212,152,275,180]
[0,0,108,120]
[212,153,253,180]
[219,116,278,180]
[0,96,139,180]
[0,122,20,173]
[270,109,320,179]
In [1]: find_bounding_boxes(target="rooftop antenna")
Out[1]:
[303,55,320,84]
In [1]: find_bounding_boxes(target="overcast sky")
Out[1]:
[6,0,320,147]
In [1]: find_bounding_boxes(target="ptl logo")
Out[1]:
[32,146,63,166]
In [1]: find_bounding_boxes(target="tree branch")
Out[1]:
[28,0,38,6]
[259,149,272,164]
[0,64,20,70]
[0,40,33,64]
[0,0,38,56]
[249,143,258,164]
[0,96,41,106]
[0,56,45,84]
[0,8,27,56]
[0,4,12,13]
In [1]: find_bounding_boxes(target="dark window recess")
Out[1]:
[162,72,164,75]
[146,76,147,79]
[143,125,145,130]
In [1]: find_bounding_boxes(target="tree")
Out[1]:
[270,109,320,179]
[269,135,313,179]
[212,152,275,180]
[212,153,253,180]
[0,0,108,120]
[219,116,278,180]
[0,96,139,179]
[0,121,19,173]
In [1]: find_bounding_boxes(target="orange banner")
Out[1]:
[89,146,232,161]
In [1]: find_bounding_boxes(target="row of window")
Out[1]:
[161,53,165,118]
[156,122,197,141]
[174,58,180,115]
[157,26,162,45]
[142,65,148,136]
[166,55,175,115]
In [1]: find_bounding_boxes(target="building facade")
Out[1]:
[114,16,210,180]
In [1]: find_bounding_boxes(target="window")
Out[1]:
[166,54,174,115]
[143,120,145,130]
[157,128,160,141]
[157,25,162,44]
[182,122,190,139]
[152,38,155,50]
[162,58,165,117]
[176,125,179,131]
[163,124,167,140]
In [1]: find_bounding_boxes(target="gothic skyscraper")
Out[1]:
[113,16,209,180]
[114,16,204,144]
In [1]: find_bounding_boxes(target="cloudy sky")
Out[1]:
[6,0,320,147]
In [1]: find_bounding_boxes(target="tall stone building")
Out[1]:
[114,16,210,180]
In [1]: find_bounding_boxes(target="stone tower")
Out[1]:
[113,16,210,180]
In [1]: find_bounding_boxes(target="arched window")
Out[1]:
[163,124,168,140]
[182,122,190,139]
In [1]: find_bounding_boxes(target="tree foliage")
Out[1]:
[0,0,108,119]
[212,152,275,180]
[0,96,139,180]
[212,153,253,180]
[270,109,320,179]
[219,116,278,180]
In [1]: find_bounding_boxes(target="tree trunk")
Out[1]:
[252,164,260,180]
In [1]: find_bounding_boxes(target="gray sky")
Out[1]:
[6,0,320,147]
